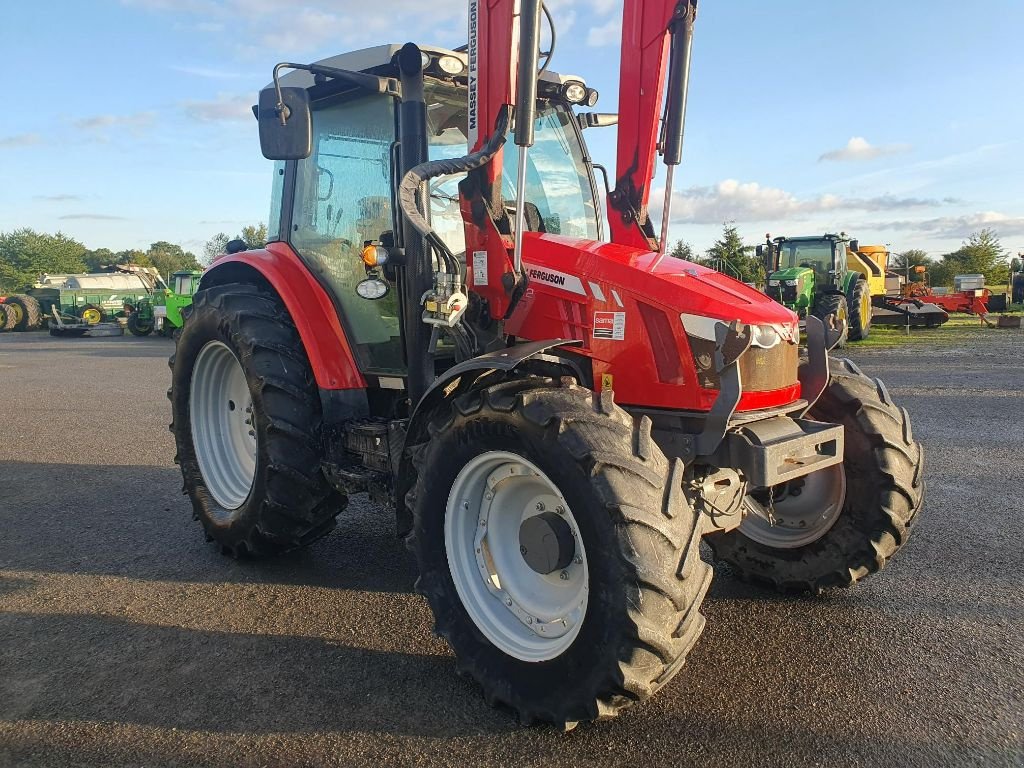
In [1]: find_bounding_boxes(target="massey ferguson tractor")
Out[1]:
[169,0,924,728]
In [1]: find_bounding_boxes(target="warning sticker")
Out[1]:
[593,311,626,341]
[472,251,488,286]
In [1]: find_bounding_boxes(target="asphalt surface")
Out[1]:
[0,328,1021,768]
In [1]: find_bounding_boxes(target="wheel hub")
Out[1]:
[519,510,575,574]
[190,341,258,511]
[446,451,589,662]
[740,463,847,549]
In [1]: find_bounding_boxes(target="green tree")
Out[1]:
[0,228,87,292]
[114,249,152,267]
[81,247,116,272]
[890,249,931,282]
[146,240,201,280]
[702,223,759,283]
[241,223,268,248]
[668,239,695,261]
[203,233,231,263]
[931,229,1008,288]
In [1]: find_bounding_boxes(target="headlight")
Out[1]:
[785,279,798,286]
[767,279,780,287]
[561,81,588,104]
[356,277,389,300]
[437,55,465,75]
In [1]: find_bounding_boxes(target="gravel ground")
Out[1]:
[0,328,1021,768]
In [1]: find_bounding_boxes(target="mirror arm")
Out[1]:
[271,62,400,125]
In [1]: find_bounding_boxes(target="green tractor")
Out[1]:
[126,270,202,336]
[759,233,872,346]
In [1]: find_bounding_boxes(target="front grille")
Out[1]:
[782,284,798,303]
[688,336,799,392]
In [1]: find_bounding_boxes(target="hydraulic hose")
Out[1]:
[397,107,512,275]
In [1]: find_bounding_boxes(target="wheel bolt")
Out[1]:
[535,502,545,511]
[559,570,569,581]
[574,555,583,565]
[556,505,565,515]
[505,598,512,606]
[520,545,527,556]
[484,491,493,500]
[527,617,533,625]
[248,430,255,437]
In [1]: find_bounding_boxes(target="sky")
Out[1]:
[1,0,1023,260]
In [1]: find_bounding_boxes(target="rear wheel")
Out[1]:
[169,282,346,556]
[406,380,712,727]
[4,295,41,331]
[847,280,871,341]
[707,359,924,593]
[126,311,154,336]
[814,293,849,348]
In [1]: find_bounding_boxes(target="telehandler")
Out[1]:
[169,0,924,727]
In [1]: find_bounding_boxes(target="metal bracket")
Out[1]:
[693,320,751,458]
[798,315,832,417]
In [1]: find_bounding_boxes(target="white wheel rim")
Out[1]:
[190,341,258,511]
[445,451,589,662]
[740,463,847,549]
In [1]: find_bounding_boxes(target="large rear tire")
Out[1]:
[847,280,871,341]
[169,282,346,557]
[707,359,924,593]
[406,379,712,727]
[4,295,42,331]
[814,293,850,348]
[0,305,14,331]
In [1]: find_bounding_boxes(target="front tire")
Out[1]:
[169,282,346,556]
[814,293,849,348]
[126,311,153,336]
[847,280,871,341]
[707,359,924,593]
[406,379,711,727]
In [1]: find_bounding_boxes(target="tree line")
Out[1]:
[0,224,267,294]
[668,224,1015,288]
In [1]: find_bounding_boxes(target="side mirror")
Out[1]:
[755,245,764,258]
[849,239,859,252]
[258,86,312,160]
[577,112,619,130]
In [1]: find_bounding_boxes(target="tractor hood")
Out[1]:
[768,266,814,284]
[520,234,799,328]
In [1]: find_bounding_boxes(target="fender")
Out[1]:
[201,242,366,390]
[842,271,862,295]
[394,339,582,535]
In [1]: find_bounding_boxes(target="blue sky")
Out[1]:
[2,0,1022,260]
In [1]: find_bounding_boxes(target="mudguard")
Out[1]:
[200,242,365,390]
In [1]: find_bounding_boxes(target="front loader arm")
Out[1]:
[608,0,695,250]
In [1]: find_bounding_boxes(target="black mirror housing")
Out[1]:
[849,239,859,252]
[258,86,312,160]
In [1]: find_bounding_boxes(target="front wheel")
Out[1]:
[169,282,346,556]
[126,312,153,336]
[406,380,712,727]
[707,359,924,593]
[847,280,872,341]
[814,293,849,348]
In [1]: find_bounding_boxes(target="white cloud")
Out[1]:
[587,17,621,47]
[0,133,42,148]
[873,211,1024,239]
[73,112,155,132]
[183,94,254,122]
[666,179,953,225]
[819,136,911,162]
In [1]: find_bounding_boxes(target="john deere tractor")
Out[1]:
[760,234,872,346]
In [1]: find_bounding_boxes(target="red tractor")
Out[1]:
[169,0,924,727]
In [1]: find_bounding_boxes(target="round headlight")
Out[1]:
[437,55,465,75]
[356,278,389,300]
[562,81,587,104]
[420,52,432,70]
[585,88,599,107]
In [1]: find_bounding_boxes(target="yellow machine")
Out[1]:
[847,244,888,298]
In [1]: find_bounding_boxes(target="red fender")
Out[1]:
[203,242,366,390]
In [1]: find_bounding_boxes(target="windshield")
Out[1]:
[424,83,600,254]
[778,240,836,284]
